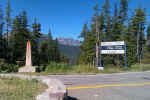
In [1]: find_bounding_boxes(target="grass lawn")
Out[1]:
[0,78,47,100]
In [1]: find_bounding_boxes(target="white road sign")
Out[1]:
[100,41,125,54]
[101,41,125,46]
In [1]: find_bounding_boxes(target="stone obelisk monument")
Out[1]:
[26,40,32,66]
[19,40,36,72]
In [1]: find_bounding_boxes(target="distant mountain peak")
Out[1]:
[57,37,81,46]
[40,35,81,46]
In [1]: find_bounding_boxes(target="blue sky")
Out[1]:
[1,0,150,40]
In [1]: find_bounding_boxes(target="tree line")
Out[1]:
[78,0,150,67]
[0,0,69,66]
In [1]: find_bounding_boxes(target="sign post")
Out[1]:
[98,44,103,70]
[124,41,128,68]
[99,41,127,70]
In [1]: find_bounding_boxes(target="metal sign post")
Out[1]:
[124,41,128,68]
[98,43,103,70]
[99,41,128,70]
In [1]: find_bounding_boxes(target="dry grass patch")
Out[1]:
[0,77,47,100]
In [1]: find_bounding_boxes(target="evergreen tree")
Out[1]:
[98,12,105,41]
[119,0,128,24]
[78,4,105,65]
[39,30,53,64]
[5,0,11,44]
[124,19,137,66]
[5,0,11,61]
[0,4,3,36]
[102,0,112,41]
[78,4,98,65]
[32,17,41,40]
[79,32,95,65]
[9,11,31,62]
[39,30,62,64]
[112,3,121,40]
[39,40,48,64]
[79,23,88,39]
[0,4,4,58]
[131,7,146,62]
[31,17,41,65]
[53,38,61,62]
[147,24,150,42]
[102,0,110,19]
[48,29,52,40]
[146,24,150,52]
[118,0,128,40]
[47,29,53,62]
[105,15,112,41]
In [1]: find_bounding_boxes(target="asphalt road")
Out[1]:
[46,71,150,100]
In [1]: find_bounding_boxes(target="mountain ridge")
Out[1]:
[40,35,81,64]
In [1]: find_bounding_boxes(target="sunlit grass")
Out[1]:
[0,78,47,100]
[129,64,150,71]
[44,62,98,74]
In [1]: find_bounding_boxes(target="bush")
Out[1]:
[45,62,72,73]
[0,62,19,73]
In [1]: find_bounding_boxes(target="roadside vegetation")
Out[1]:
[1,61,150,74]
[21,62,150,75]
[0,62,19,73]
[0,77,47,100]
[99,64,150,73]
[0,0,150,75]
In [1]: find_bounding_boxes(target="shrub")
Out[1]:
[45,62,72,73]
[0,62,19,73]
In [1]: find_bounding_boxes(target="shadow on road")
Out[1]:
[67,96,78,100]
[143,77,150,80]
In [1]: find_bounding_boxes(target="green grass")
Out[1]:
[101,67,122,73]
[16,63,150,75]
[0,78,47,100]
[72,65,99,74]
[44,62,99,74]
[128,64,150,72]
[100,64,150,73]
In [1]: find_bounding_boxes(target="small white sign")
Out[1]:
[100,41,125,54]
[101,41,125,46]
[101,50,125,54]
[98,67,104,70]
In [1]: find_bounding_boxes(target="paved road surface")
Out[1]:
[45,71,150,100]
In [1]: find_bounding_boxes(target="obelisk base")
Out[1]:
[19,66,36,73]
